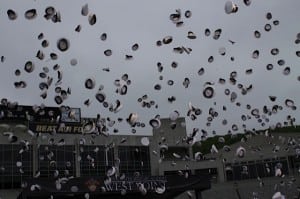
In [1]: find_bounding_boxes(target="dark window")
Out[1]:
[118,146,150,176]
[195,168,218,183]
[225,168,234,181]
[232,165,242,181]
[288,155,300,175]
[275,160,289,176]
[79,145,114,176]
[0,144,33,189]
[248,163,258,179]
[225,158,289,181]
[164,170,192,176]
[37,145,75,178]
[256,162,266,178]
[240,165,249,180]
[162,147,189,160]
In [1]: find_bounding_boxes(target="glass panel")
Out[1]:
[0,144,33,189]
[226,169,234,181]
[195,168,218,183]
[256,163,266,178]
[79,145,114,176]
[232,165,242,181]
[248,164,258,179]
[38,145,75,178]
[118,146,151,176]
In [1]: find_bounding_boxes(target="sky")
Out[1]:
[0,0,299,138]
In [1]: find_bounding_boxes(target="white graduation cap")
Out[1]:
[24,9,37,20]
[3,132,18,143]
[272,192,285,199]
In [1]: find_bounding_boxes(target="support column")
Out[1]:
[149,138,160,175]
[189,146,193,160]
[195,190,203,199]
[32,138,38,177]
[189,146,195,175]
[217,160,225,183]
[114,145,119,176]
[285,156,292,175]
[74,138,80,177]
[113,145,118,160]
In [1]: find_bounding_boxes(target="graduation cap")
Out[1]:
[131,43,139,51]
[213,29,222,40]
[85,78,95,89]
[81,4,89,16]
[243,0,251,6]
[14,81,27,89]
[149,117,161,129]
[7,9,17,20]
[100,33,107,41]
[204,28,211,36]
[254,30,261,39]
[70,58,78,66]
[264,24,272,32]
[88,14,96,25]
[236,146,246,158]
[141,137,150,146]
[185,10,192,18]
[104,49,112,56]
[24,61,34,73]
[24,9,37,20]
[127,113,138,126]
[75,25,81,32]
[187,31,196,39]
[225,1,238,14]
[169,110,180,121]
[3,132,18,143]
[106,166,116,177]
[57,38,69,52]
[162,36,173,44]
[270,48,279,56]
[252,50,259,59]
[203,86,214,98]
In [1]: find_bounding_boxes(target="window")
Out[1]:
[164,170,192,176]
[195,168,218,183]
[248,163,258,179]
[37,145,75,178]
[118,146,151,176]
[288,155,300,175]
[79,145,114,176]
[0,144,32,189]
[225,164,234,181]
[162,147,189,160]
[225,158,289,181]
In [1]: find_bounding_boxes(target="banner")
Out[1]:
[18,175,211,199]
[29,122,84,134]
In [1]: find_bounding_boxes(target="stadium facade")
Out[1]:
[0,105,299,198]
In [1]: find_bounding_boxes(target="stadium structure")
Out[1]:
[0,104,299,198]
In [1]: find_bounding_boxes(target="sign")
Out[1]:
[85,176,167,192]
[29,122,84,134]
[18,175,211,199]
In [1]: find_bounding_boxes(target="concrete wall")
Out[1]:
[151,117,193,175]
[0,189,21,199]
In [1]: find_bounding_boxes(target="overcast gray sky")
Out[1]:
[0,0,299,138]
